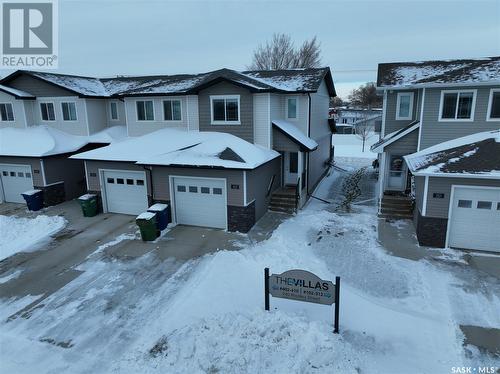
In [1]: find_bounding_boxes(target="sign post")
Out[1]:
[264,268,341,333]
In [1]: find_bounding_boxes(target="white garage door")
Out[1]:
[102,170,148,215]
[448,186,500,252]
[173,177,227,229]
[0,164,34,203]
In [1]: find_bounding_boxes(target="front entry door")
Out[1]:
[386,155,407,191]
[284,152,298,185]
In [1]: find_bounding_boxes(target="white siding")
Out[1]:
[0,91,27,129]
[253,93,270,148]
[86,99,107,134]
[33,96,89,136]
[105,100,126,127]
[186,95,199,131]
[23,100,35,126]
[125,96,189,136]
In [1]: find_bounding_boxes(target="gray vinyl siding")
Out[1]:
[420,85,500,150]
[0,156,44,186]
[384,89,420,135]
[414,176,425,212]
[246,157,281,220]
[0,91,27,129]
[425,177,500,218]
[85,160,152,197]
[384,128,419,154]
[273,127,300,152]
[309,81,331,140]
[308,134,331,191]
[32,97,89,136]
[106,100,126,127]
[86,99,108,134]
[7,74,75,97]
[198,82,254,142]
[43,156,86,199]
[151,167,244,206]
[24,101,35,126]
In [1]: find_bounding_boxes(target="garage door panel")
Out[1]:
[173,177,226,229]
[0,164,33,203]
[449,187,500,252]
[103,170,148,215]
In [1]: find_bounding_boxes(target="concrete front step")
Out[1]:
[378,213,413,220]
[380,208,413,215]
[269,205,295,214]
[269,202,296,210]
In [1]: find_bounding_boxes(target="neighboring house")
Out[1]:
[0,68,335,232]
[334,107,382,134]
[371,57,500,252]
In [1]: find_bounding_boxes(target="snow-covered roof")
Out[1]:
[370,120,420,153]
[404,129,500,177]
[0,84,34,99]
[1,67,335,98]
[0,125,127,157]
[72,128,280,170]
[377,57,500,88]
[272,120,318,151]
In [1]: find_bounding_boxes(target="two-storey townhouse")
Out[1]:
[371,57,500,252]
[0,71,126,205]
[68,68,335,232]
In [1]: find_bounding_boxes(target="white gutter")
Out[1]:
[422,176,429,216]
[417,88,425,151]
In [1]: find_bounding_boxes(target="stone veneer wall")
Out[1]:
[414,209,447,248]
[227,202,256,233]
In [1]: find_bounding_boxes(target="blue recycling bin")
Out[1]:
[21,189,44,211]
[147,203,170,231]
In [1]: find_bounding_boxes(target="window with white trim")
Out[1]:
[136,100,154,121]
[61,102,77,121]
[439,90,476,121]
[163,99,182,121]
[210,95,240,124]
[396,92,414,120]
[0,103,14,121]
[40,102,55,121]
[286,97,297,119]
[110,102,119,120]
[487,89,500,121]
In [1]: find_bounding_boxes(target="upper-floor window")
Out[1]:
[0,103,14,121]
[396,92,414,120]
[110,102,119,120]
[40,102,55,121]
[286,97,298,119]
[163,99,182,121]
[439,90,476,121]
[342,118,348,124]
[61,102,77,121]
[210,95,240,125]
[487,89,500,121]
[136,100,154,121]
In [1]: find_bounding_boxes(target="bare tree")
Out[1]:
[249,33,321,70]
[330,96,344,108]
[348,82,382,109]
[354,115,375,152]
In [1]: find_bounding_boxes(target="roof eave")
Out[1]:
[378,80,500,90]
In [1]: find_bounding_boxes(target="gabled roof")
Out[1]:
[0,84,35,99]
[272,120,318,151]
[370,120,420,153]
[377,57,500,89]
[0,67,335,98]
[404,129,500,178]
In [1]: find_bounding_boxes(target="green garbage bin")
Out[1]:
[136,212,158,241]
[78,194,98,217]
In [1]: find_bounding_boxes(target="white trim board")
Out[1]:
[486,88,500,122]
[371,121,420,153]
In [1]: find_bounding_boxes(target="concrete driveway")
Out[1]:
[0,200,252,320]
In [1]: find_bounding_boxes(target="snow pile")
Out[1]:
[0,215,66,261]
[30,72,108,97]
[333,134,378,159]
[272,120,318,150]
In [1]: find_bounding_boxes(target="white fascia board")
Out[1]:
[378,80,500,91]
[410,171,500,180]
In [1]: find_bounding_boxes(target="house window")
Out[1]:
[136,100,154,121]
[163,100,182,121]
[110,102,119,120]
[61,102,77,121]
[286,97,297,119]
[342,118,347,124]
[0,103,14,121]
[396,92,414,120]
[487,89,500,121]
[40,102,55,121]
[477,201,492,210]
[457,199,472,208]
[439,90,476,121]
[210,95,240,124]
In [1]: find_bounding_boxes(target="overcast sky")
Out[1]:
[3,0,500,98]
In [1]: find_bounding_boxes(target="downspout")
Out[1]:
[143,165,154,203]
[306,93,312,196]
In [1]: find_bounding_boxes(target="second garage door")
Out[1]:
[448,186,500,252]
[0,164,34,203]
[102,170,148,215]
[172,177,227,229]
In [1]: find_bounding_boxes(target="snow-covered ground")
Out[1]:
[332,134,379,159]
[0,166,498,373]
[0,215,66,261]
